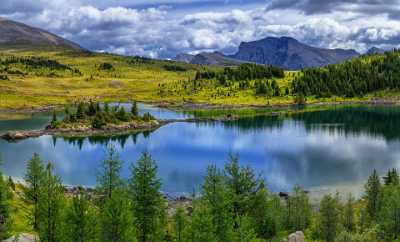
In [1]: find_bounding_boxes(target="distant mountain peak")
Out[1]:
[366,47,385,55]
[231,36,359,69]
[0,17,84,51]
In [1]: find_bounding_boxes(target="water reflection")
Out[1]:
[1,105,400,197]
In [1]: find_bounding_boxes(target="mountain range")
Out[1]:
[175,37,364,69]
[0,17,83,51]
[0,17,388,69]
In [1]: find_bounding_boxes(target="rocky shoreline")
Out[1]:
[0,116,239,141]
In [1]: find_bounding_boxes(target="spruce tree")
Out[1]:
[129,152,165,242]
[189,202,217,242]
[0,171,11,240]
[286,185,311,231]
[202,165,234,242]
[343,194,355,232]
[131,101,139,117]
[64,191,98,242]
[97,145,123,199]
[22,153,45,230]
[385,168,399,186]
[100,190,134,242]
[365,169,382,221]
[234,215,257,242]
[37,163,65,242]
[173,206,187,242]
[378,185,400,241]
[317,194,340,242]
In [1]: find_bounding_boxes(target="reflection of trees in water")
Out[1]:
[291,106,400,140]
[201,105,400,140]
[53,130,154,149]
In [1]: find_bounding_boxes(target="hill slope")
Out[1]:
[0,17,84,51]
[175,51,246,66]
[230,37,359,70]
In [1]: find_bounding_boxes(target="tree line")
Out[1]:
[1,150,400,241]
[292,50,400,98]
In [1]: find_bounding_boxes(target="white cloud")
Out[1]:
[1,0,400,57]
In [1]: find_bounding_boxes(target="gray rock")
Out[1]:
[3,233,38,242]
[288,231,305,242]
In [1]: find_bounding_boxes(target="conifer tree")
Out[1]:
[234,216,257,242]
[37,163,64,242]
[97,145,123,199]
[131,101,139,117]
[0,171,11,240]
[64,191,98,242]
[189,202,217,242]
[100,190,134,242]
[173,206,188,242]
[202,165,234,242]
[317,194,340,242]
[365,169,382,221]
[343,194,355,232]
[384,168,399,186]
[286,186,311,231]
[22,153,45,230]
[129,152,165,242]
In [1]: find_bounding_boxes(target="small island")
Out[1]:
[1,101,165,141]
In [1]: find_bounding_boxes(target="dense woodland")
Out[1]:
[292,50,400,98]
[0,148,399,241]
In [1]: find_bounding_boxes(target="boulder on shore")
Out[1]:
[3,233,37,242]
[288,231,305,242]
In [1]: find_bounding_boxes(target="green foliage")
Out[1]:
[343,194,356,232]
[22,153,45,230]
[142,112,155,122]
[285,185,311,231]
[100,190,135,242]
[0,172,12,240]
[292,50,400,98]
[315,194,340,242]
[131,101,139,117]
[37,163,65,242]
[64,192,98,242]
[378,185,400,241]
[97,145,123,199]
[365,169,382,221]
[129,152,165,242]
[202,165,234,242]
[384,168,399,186]
[173,206,188,242]
[99,62,114,70]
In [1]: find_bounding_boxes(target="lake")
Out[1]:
[1,104,400,198]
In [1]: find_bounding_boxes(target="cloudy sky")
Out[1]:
[1,0,400,58]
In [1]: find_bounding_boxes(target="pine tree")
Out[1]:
[378,185,400,241]
[22,153,45,230]
[37,163,65,242]
[286,186,311,231]
[202,165,234,242]
[97,145,123,199]
[173,206,187,242]
[234,215,257,242]
[131,101,139,117]
[343,194,355,232]
[76,102,85,120]
[224,154,259,223]
[129,152,165,242]
[0,171,11,240]
[100,190,134,242]
[384,168,399,186]
[64,191,98,242]
[317,194,340,242]
[189,202,217,242]
[365,169,382,221]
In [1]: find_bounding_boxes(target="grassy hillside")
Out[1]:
[0,48,397,111]
[0,49,197,110]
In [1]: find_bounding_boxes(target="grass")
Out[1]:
[0,48,395,111]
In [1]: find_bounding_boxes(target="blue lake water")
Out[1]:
[1,104,400,198]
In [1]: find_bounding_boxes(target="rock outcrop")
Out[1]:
[288,231,305,242]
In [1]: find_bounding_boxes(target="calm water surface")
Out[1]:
[1,104,400,198]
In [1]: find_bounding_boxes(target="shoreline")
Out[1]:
[0,97,398,114]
